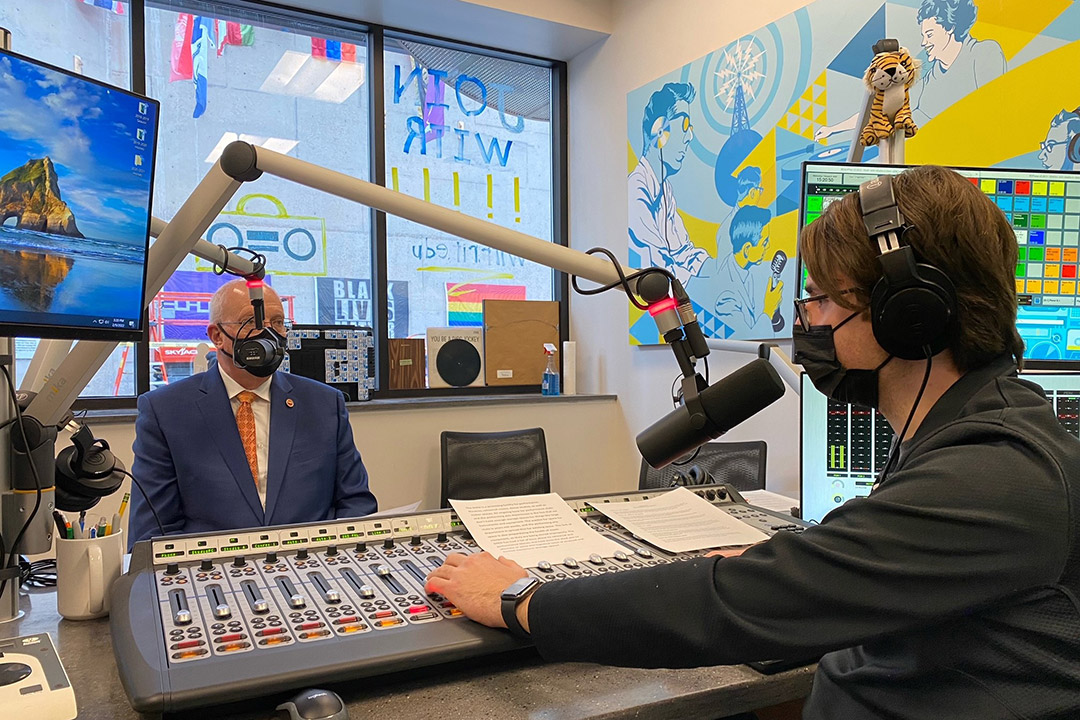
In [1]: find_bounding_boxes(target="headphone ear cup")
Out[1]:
[657,130,669,149]
[55,445,124,502]
[870,261,957,360]
[687,465,706,486]
[1068,133,1080,165]
[54,481,101,513]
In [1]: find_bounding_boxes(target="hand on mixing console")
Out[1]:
[704,545,754,558]
[426,552,528,629]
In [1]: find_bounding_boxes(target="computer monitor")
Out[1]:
[800,162,1080,369]
[799,372,1080,524]
[0,49,158,341]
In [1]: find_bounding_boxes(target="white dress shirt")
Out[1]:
[218,364,272,508]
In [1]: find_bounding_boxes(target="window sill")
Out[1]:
[80,393,616,424]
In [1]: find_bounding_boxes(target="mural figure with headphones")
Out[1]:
[428,165,1080,720]
[1039,107,1080,171]
[128,278,378,548]
[628,82,710,285]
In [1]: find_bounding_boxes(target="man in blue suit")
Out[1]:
[129,280,377,548]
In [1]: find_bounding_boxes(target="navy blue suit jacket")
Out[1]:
[129,369,377,548]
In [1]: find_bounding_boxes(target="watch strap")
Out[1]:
[501,581,538,638]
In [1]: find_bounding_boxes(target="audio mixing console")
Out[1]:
[111,485,808,713]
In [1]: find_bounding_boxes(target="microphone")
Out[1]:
[638,271,683,342]
[636,358,785,469]
[769,250,787,332]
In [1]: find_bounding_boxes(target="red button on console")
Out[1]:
[255,627,286,637]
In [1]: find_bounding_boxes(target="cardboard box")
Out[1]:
[482,300,560,386]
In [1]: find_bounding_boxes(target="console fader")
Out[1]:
[111,485,808,713]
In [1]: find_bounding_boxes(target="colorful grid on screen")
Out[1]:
[970,176,1080,301]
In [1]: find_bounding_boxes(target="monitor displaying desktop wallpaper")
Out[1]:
[0,48,159,340]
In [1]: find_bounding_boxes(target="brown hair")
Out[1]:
[800,164,1023,371]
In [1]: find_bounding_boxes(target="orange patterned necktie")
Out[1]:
[236,391,259,486]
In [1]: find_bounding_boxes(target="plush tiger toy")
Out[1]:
[859,48,920,154]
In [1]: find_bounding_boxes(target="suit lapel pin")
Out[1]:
[286,398,295,408]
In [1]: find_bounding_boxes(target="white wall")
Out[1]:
[566,0,815,499]
[70,396,636,543]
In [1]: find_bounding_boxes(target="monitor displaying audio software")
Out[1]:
[800,372,1080,524]
[800,162,1080,369]
[0,49,159,341]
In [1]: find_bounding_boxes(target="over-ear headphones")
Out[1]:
[55,425,125,512]
[670,465,712,487]
[859,175,957,361]
[651,116,669,149]
[1068,108,1080,165]
[232,326,286,378]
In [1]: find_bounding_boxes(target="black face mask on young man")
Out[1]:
[792,312,893,409]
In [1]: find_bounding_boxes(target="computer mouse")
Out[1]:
[275,688,348,720]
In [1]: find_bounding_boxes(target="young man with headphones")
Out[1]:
[428,165,1080,719]
[128,279,377,548]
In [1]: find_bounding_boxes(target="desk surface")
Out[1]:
[4,588,814,720]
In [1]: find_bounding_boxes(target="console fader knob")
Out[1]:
[232,556,247,568]
[383,538,395,549]
[164,563,180,576]
[355,542,367,553]
[326,546,339,557]
[200,559,214,572]
[297,548,309,560]
[436,533,448,543]
[410,536,422,547]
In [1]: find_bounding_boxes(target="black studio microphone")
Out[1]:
[637,358,785,469]
[770,250,787,332]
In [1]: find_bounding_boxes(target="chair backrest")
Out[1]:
[440,427,551,508]
[638,440,767,492]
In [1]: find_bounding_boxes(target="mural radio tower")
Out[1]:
[716,37,764,135]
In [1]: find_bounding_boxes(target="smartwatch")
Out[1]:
[500,576,541,638]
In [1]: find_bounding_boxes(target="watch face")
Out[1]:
[502,577,539,600]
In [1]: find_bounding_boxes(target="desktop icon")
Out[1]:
[136,128,146,141]
[134,155,143,167]
[138,101,148,115]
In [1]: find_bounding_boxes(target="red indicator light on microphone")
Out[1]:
[647,298,677,316]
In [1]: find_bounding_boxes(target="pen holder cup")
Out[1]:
[56,529,124,620]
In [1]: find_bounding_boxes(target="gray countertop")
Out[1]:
[3,588,814,720]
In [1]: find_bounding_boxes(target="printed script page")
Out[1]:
[449,493,624,568]
[589,487,770,553]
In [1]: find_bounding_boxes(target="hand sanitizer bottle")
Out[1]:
[541,343,560,396]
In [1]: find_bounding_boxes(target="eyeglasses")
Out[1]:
[669,112,693,137]
[1040,138,1070,153]
[220,318,289,334]
[794,288,860,327]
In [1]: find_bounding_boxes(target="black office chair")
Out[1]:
[440,428,551,508]
[638,440,767,493]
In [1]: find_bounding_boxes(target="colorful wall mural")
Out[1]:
[627,0,1080,344]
